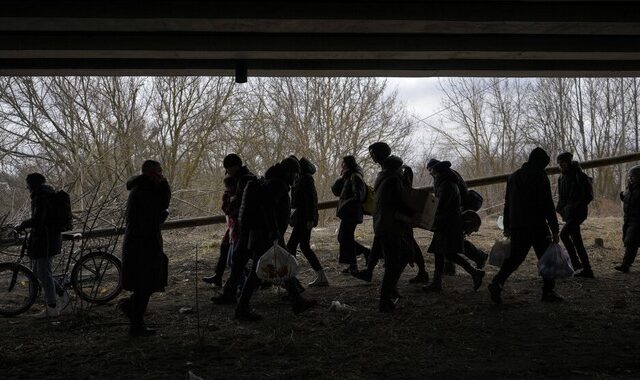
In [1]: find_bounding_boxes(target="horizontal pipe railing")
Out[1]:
[2,152,638,246]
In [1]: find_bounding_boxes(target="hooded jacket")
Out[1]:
[556,161,590,222]
[243,163,292,251]
[332,165,367,223]
[373,155,405,236]
[122,173,172,293]
[290,158,319,227]
[431,166,463,235]
[622,181,640,247]
[20,184,61,259]
[503,148,559,236]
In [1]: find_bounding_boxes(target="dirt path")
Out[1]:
[2,217,640,379]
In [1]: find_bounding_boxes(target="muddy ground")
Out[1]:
[1,217,640,379]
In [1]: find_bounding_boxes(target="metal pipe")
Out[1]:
[2,152,638,245]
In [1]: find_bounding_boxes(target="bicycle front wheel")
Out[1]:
[71,252,122,304]
[0,262,39,317]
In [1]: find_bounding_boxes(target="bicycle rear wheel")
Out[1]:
[0,262,39,317]
[71,252,122,304]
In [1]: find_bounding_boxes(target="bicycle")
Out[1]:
[0,227,123,317]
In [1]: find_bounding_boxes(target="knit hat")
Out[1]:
[557,152,573,163]
[431,160,452,174]
[426,158,440,169]
[223,153,242,169]
[368,142,391,162]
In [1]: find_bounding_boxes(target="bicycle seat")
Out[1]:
[62,232,83,240]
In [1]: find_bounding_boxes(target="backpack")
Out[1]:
[238,177,266,230]
[578,172,594,204]
[49,190,73,232]
[463,189,484,211]
[362,184,375,216]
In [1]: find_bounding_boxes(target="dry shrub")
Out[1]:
[589,197,623,217]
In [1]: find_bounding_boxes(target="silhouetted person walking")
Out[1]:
[203,154,253,286]
[556,152,594,278]
[422,161,484,292]
[234,157,316,321]
[119,160,171,337]
[332,155,370,273]
[287,157,327,286]
[351,142,393,282]
[16,173,68,318]
[615,165,640,273]
[402,165,429,284]
[488,148,562,304]
[372,154,412,312]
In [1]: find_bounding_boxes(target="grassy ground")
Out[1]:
[1,217,640,379]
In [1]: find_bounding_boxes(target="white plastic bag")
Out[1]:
[256,242,299,285]
[537,243,574,279]
[489,238,511,267]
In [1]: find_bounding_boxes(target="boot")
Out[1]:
[409,270,429,284]
[475,250,489,270]
[443,261,456,276]
[308,269,329,287]
[234,307,263,321]
[202,274,223,287]
[615,264,630,273]
[488,282,503,305]
[33,304,59,319]
[541,290,564,303]
[379,298,396,313]
[574,268,594,278]
[472,269,485,291]
[341,264,357,274]
[351,269,372,283]
[292,297,317,315]
[129,325,156,337]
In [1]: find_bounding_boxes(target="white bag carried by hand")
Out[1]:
[256,241,299,285]
[489,238,511,267]
[537,243,574,279]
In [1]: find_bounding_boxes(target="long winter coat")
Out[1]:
[427,168,464,254]
[121,174,171,293]
[556,161,590,223]
[290,158,319,227]
[622,182,640,247]
[332,165,367,224]
[373,156,405,236]
[503,149,559,237]
[21,184,62,259]
[244,163,292,252]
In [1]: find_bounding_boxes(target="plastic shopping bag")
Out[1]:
[489,238,511,267]
[256,241,299,285]
[537,243,574,279]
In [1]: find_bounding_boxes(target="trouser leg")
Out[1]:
[286,225,302,257]
[236,257,260,311]
[215,240,231,277]
[569,223,590,270]
[463,240,485,267]
[130,291,152,326]
[446,251,477,276]
[560,222,581,268]
[380,235,408,302]
[623,245,639,267]
[222,244,251,297]
[410,233,426,273]
[532,236,555,292]
[338,221,358,266]
[298,227,322,271]
[366,236,382,272]
[492,232,531,287]
[32,257,62,306]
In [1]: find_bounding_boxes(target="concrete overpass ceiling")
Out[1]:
[1,1,639,76]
